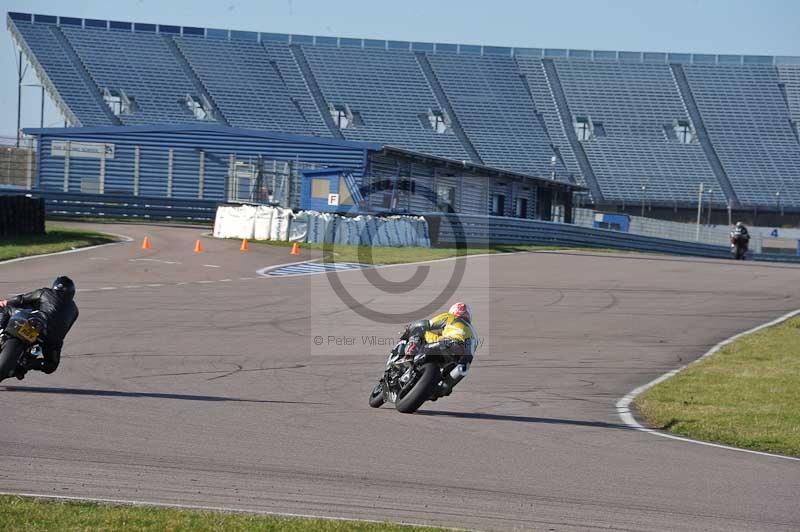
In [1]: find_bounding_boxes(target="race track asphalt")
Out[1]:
[1,223,799,531]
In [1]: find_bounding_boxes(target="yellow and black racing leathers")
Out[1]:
[419,312,478,366]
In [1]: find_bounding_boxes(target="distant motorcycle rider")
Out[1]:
[732,221,750,240]
[401,302,477,396]
[0,276,79,379]
[731,221,750,259]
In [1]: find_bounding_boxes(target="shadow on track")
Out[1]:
[417,409,631,429]
[2,386,327,405]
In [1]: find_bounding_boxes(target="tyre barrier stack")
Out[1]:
[0,194,45,237]
[213,204,431,247]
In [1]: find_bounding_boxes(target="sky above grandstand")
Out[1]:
[1,0,799,138]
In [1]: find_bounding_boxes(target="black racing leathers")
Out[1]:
[2,288,79,374]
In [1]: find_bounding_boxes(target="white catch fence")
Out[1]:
[213,204,431,247]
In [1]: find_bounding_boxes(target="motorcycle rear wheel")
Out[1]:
[395,362,439,414]
[0,338,24,381]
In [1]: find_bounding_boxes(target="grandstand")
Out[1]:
[6,11,800,214]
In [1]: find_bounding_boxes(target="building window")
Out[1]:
[419,109,449,133]
[330,104,363,129]
[491,193,505,216]
[338,176,354,205]
[398,178,416,195]
[574,116,592,141]
[184,95,214,121]
[674,120,694,144]
[593,122,606,137]
[311,178,330,199]
[515,197,528,218]
[436,184,456,212]
[103,88,135,116]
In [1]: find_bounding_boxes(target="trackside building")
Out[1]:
[24,124,582,221]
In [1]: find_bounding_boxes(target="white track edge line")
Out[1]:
[255,249,526,278]
[0,491,468,531]
[0,230,134,265]
[616,308,800,462]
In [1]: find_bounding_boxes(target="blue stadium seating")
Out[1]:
[515,56,583,184]
[11,21,111,126]
[551,59,723,205]
[60,25,201,125]
[777,64,800,124]
[298,45,471,160]
[261,42,332,137]
[174,36,327,135]
[684,64,800,207]
[7,12,800,210]
[425,53,565,177]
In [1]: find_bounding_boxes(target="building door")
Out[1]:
[538,189,553,221]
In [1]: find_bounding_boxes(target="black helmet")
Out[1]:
[52,276,76,300]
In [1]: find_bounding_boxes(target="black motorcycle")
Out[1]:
[368,324,467,414]
[731,232,749,260]
[0,309,47,381]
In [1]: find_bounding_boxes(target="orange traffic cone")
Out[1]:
[141,236,151,250]
[240,238,249,252]
[291,242,300,256]
[194,239,204,253]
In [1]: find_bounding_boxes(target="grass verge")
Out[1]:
[248,239,612,265]
[0,223,118,262]
[0,496,446,532]
[634,315,800,457]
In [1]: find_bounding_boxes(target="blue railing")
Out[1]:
[34,191,218,221]
[426,214,800,263]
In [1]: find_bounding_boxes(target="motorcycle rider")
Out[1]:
[732,221,750,239]
[0,276,79,380]
[402,302,477,396]
[731,221,750,258]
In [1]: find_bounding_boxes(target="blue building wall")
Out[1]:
[26,125,377,203]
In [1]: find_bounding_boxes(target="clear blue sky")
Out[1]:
[1,0,799,138]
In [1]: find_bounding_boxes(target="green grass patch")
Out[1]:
[0,495,446,531]
[249,239,607,265]
[0,223,118,262]
[635,316,800,457]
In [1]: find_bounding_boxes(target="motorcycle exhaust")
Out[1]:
[450,364,469,380]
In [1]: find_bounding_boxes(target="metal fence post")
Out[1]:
[227,154,235,201]
[167,148,173,198]
[63,141,70,192]
[198,150,205,199]
[134,146,140,196]
[99,146,106,194]
[26,142,34,190]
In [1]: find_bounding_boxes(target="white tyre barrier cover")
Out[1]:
[269,207,293,241]
[213,205,430,247]
[253,205,275,241]
[289,211,310,243]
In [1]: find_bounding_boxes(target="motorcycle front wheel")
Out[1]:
[395,363,440,414]
[368,381,386,408]
[0,338,24,381]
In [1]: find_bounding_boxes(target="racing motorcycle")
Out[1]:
[0,309,47,382]
[730,231,749,260]
[368,323,469,414]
